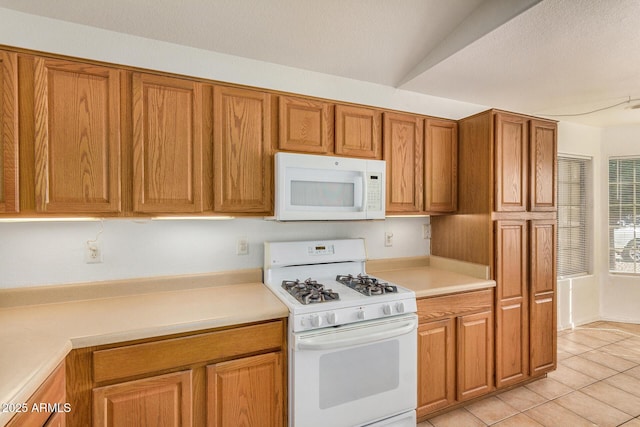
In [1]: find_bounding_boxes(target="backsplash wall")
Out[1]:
[0,217,430,288]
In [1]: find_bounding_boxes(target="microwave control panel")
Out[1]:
[366,173,382,211]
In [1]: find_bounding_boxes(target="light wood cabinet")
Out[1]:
[213,86,274,214]
[132,73,204,213]
[207,352,283,427]
[6,362,66,427]
[431,109,557,393]
[0,50,18,214]
[278,95,333,154]
[424,119,457,213]
[384,112,424,213]
[335,104,382,159]
[66,320,286,427]
[93,370,193,427]
[33,57,121,213]
[416,289,493,419]
[530,219,557,375]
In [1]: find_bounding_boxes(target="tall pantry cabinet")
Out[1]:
[431,109,557,390]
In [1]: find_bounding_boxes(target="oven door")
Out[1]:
[290,313,417,427]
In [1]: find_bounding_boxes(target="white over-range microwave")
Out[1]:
[274,152,386,221]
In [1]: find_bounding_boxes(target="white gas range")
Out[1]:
[264,238,418,427]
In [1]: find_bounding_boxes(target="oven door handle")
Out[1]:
[296,319,416,351]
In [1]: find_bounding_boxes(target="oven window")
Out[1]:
[291,181,355,207]
[319,341,399,409]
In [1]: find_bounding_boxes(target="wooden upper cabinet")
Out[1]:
[278,95,333,154]
[0,50,18,214]
[424,119,457,213]
[335,104,382,159]
[214,86,273,214]
[132,73,203,213]
[494,112,528,213]
[384,112,423,213]
[529,120,557,212]
[34,57,121,213]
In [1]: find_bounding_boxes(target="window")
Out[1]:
[557,156,592,277]
[609,157,640,274]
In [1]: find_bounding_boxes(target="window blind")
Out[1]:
[557,156,592,278]
[608,157,640,274]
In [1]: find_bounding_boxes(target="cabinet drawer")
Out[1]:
[93,320,284,383]
[417,289,492,322]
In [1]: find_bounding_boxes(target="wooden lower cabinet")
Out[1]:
[93,370,193,427]
[207,352,283,427]
[417,290,493,419]
[66,320,286,427]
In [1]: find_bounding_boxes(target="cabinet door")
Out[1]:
[278,95,333,154]
[44,411,65,427]
[530,120,557,212]
[0,50,18,213]
[495,220,529,388]
[213,86,273,213]
[384,112,423,213]
[335,104,382,159]
[457,310,493,401]
[132,73,203,213]
[34,58,121,213]
[424,119,457,213]
[494,113,527,212]
[207,352,283,427]
[417,318,455,417]
[93,370,193,427]
[530,219,557,375]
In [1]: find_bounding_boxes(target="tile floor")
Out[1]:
[418,321,640,427]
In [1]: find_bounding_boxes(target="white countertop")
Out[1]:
[0,281,288,426]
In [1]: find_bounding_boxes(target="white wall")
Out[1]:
[0,217,430,288]
[0,9,455,289]
[600,125,640,323]
[556,121,603,328]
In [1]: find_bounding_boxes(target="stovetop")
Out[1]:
[263,239,417,332]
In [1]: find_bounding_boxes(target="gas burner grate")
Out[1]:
[335,274,398,296]
[282,278,340,305]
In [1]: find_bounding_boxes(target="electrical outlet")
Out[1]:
[422,224,431,239]
[85,241,103,264]
[236,237,249,255]
[384,232,393,247]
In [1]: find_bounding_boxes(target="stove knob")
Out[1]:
[326,312,337,325]
[310,314,322,328]
[382,304,392,315]
[395,302,405,313]
[356,309,366,320]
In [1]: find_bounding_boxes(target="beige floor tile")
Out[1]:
[581,381,640,416]
[547,364,598,389]
[427,408,486,427]
[601,343,640,364]
[491,413,544,427]
[525,377,574,400]
[572,327,630,343]
[555,390,633,427]
[525,401,597,427]
[563,331,612,348]
[620,418,640,427]
[557,336,592,355]
[464,396,519,425]
[604,373,640,397]
[560,355,618,380]
[557,348,573,361]
[626,365,640,379]
[416,420,434,427]
[580,349,638,372]
[496,386,548,412]
[618,337,640,351]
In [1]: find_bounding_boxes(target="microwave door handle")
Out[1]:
[297,320,416,351]
[358,173,366,211]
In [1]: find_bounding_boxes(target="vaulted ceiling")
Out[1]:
[1,0,639,127]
